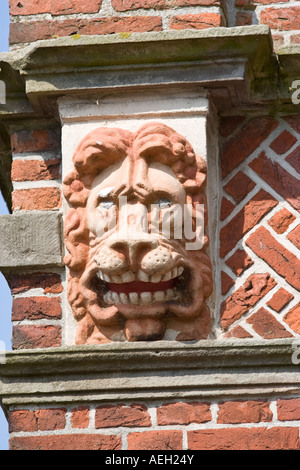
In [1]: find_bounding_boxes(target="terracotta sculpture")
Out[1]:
[63,122,213,343]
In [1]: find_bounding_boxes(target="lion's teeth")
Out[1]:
[111,275,122,284]
[177,266,184,277]
[151,274,162,283]
[120,293,129,304]
[171,267,178,279]
[140,292,152,304]
[103,273,111,283]
[166,289,175,300]
[162,271,171,281]
[103,291,114,304]
[138,270,150,282]
[122,271,135,283]
[129,292,139,304]
[153,291,165,302]
[111,292,120,303]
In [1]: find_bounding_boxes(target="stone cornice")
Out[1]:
[0,25,296,121]
[1,339,299,409]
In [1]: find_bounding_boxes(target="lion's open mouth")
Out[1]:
[96,265,189,306]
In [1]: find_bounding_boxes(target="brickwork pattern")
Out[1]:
[9,0,300,49]
[6,126,64,350]
[219,114,300,339]
[8,398,300,449]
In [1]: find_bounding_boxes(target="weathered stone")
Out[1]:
[0,212,63,269]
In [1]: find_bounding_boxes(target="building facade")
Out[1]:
[0,0,299,450]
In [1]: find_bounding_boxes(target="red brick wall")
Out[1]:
[9,0,300,50]
[8,399,300,450]
[5,125,63,350]
[219,114,300,340]
[8,0,226,46]
[5,0,300,452]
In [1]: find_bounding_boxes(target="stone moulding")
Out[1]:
[0,339,299,409]
[0,25,290,121]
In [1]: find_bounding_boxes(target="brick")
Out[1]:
[287,224,300,250]
[10,21,52,44]
[218,400,272,424]
[95,404,151,428]
[111,0,221,11]
[127,431,183,450]
[236,0,290,3]
[286,146,300,174]
[9,0,51,15]
[12,159,61,182]
[236,11,252,26]
[12,187,62,211]
[271,34,284,52]
[224,325,253,338]
[188,427,300,450]
[246,227,300,291]
[224,171,256,203]
[221,271,235,295]
[219,116,246,137]
[12,325,62,349]
[220,273,276,330]
[220,189,278,258]
[36,408,66,431]
[284,114,300,134]
[11,129,60,153]
[12,297,62,321]
[10,17,162,44]
[10,0,102,16]
[9,410,37,433]
[221,116,278,178]
[226,249,254,276]
[6,272,63,295]
[157,402,211,426]
[71,406,90,429]
[51,0,102,15]
[250,152,300,211]
[260,8,300,31]
[268,208,296,234]
[291,34,300,45]
[170,13,224,30]
[284,303,300,334]
[267,288,294,312]
[277,398,300,421]
[220,197,235,221]
[78,17,163,35]
[10,434,122,451]
[246,307,293,339]
[270,130,297,155]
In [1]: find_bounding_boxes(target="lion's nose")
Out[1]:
[108,236,159,267]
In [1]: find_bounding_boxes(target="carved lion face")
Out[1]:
[63,122,213,344]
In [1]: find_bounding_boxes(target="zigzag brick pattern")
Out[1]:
[219,115,300,339]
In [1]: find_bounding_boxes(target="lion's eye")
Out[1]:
[155,198,173,210]
[98,200,115,210]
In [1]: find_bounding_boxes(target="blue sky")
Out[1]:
[0,0,11,451]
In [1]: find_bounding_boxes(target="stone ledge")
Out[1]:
[0,26,279,118]
[1,339,299,408]
[0,211,64,269]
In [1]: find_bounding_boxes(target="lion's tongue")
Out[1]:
[109,279,175,294]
